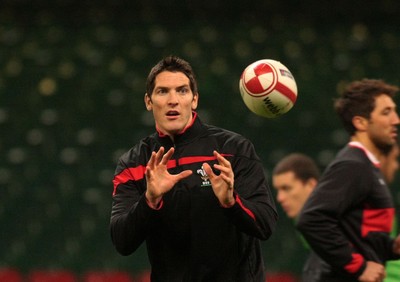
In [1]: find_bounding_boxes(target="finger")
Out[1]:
[202,163,214,178]
[214,151,231,167]
[161,147,175,165]
[147,151,157,169]
[145,161,154,180]
[155,146,165,164]
[220,174,234,189]
[214,162,234,180]
[213,164,231,174]
[175,170,193,181]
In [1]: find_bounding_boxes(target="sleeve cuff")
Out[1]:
[146,197,164,210]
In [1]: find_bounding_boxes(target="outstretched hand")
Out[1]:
[202,151,236,208]
[145,147,192,208]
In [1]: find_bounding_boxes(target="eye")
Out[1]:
[155,88,168,95]
[178,87,190,94]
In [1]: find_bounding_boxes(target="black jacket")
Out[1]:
[297,142,400,281]
[110,114,277,281]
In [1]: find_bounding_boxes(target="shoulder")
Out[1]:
[203,123,259,159]
[203,124,253,146]
[332,146,375,170]
[117,134,156,168]
[322,146,377,185]
[203,123,248,142]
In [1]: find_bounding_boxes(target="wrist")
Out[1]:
[145,192,163,209]
[220,197,235,208]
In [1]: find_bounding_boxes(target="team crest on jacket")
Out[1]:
[197,166,211,187]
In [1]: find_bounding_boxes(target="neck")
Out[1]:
[156,112,198,143]
[350,135,382,160]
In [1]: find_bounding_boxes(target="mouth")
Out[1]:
[166,110,180,119]
[281,205,289,213]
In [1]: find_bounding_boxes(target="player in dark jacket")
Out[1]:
[110,55,278,281]
[296,79,400,282]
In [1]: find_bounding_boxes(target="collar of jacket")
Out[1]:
[156,112,205,147]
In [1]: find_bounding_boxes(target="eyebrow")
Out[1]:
[380,105,397,112]
[154,84,190,91]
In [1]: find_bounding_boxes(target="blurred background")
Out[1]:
[1,0,400,281]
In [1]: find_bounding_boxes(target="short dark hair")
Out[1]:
[273,153,320,183]
[334,79,399,135]
[146,55,198,96]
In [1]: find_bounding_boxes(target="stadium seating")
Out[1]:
[266,272,298,282]
[132,270,151,282]
[0,268,23,282]
[82,270,133,282]
[1,1,399,280]
[27,270,77,282]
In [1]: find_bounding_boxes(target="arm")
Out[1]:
[110,146,192,256]
[296,161,374,278]
[110,171,153,256]
[203,144,277,240]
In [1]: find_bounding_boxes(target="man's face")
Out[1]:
[367,94,399,150]
[272,171,316,219]
[381,145,400,184]
[144,71,198,137]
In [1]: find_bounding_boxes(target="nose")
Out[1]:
[276,191,285,203]
[167,91,179,104]
[393,115,400,125]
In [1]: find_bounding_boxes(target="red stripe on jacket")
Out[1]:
[112,165,146,196]
[344,253,364,274]
[361,208,395,237]
[112,153,256,221]
[112,154,232,195]
[235,194,255,220]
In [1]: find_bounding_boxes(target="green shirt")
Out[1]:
[384,217,400,282]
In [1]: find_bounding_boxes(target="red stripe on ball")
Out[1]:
[275,81,297,104]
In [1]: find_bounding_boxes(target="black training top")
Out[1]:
[297,142,400,281]
[110,113,277,281]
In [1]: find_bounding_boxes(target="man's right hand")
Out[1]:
[358,261,385,282]
[145,147,192,208]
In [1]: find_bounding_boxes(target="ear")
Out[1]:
[352,116,368,131]
[306,178,318,190]
[304,178,318,197]
[144,93,152,111]
[191,93,199,110]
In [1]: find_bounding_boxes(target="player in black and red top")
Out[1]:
[296,79,400,282]
[110,56,277,281]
